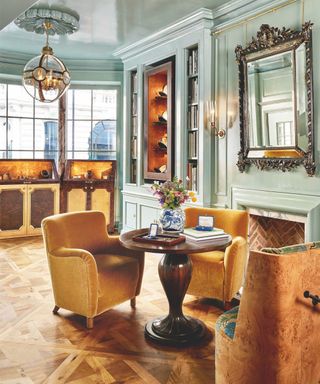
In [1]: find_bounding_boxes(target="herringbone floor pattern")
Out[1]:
[0,236,223,383]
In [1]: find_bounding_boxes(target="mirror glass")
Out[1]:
[236,23,315,175]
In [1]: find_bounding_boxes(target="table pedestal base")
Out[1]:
[145,253,208,346]
[145,315,206,346]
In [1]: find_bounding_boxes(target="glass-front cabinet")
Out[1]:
[144,61,174,182]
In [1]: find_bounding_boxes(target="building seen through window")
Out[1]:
[67,89,117,159]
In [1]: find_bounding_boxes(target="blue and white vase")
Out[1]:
[159,207,185,233]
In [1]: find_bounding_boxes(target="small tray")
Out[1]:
[133,233,186,246]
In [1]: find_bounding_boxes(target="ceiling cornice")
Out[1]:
[212,0,296,31]
[113,7,214,61]
[0,50,123,72]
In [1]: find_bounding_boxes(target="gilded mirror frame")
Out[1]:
[235,22,315,176]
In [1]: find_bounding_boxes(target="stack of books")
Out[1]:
[183,227,229,242]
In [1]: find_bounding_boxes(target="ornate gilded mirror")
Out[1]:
[235,22,315,176]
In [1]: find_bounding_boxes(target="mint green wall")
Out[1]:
[213,0,320,208]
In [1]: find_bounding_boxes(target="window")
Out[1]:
[66,89,117,159]
[276,121,294,146]
[0,83,59,162]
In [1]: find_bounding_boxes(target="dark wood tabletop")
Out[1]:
[120,228,232,254]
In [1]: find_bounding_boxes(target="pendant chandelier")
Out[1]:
[15,6,80,103]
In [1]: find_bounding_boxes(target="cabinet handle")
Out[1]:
[304,290,320,306]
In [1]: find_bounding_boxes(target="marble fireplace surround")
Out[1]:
[231,187,320,242]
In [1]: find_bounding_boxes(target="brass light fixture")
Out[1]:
[22,21,70,103]
[15,6,79,103]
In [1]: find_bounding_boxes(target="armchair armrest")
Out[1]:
[47,247,99,317]
[223,236,248,302]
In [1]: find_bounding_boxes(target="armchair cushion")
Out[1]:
[216,306,239,340]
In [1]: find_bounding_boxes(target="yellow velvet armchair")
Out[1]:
[41,210,145,329]
[215,243,320,384]
[184,207,248,306]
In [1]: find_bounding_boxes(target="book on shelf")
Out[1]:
[132,116,138,136]
[188,77,198,103]
[187,163,198,191]
[188,105,198,130]
[188,48,198,75]
[132,94,137,115]
[183,227,229,242]
[188,131,198,158]
[132,72,137,93]
[131,137,137,158]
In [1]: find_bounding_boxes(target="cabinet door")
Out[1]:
[91,188,113,228]
[27,184,59,235]
[0,185,27,238]
[66,188,87,212]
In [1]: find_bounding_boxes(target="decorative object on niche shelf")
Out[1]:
[158,84,168,97]
[158,111,167,123]
[154,164,167,173]
[158,133,168,149]
[15,5,79,103]
[151,177,197,233]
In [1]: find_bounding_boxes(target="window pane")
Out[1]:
[7,151,34,159]
[0,117,6,151]
[7,85,33,118]
[67,120,73,152]
[93,90,117,120]
[91,120,116,152]
[0,84,6,116]
[73,90,92,119]
[35,119,58,154]
[66,151,90,159]
[72,120,92,151]
[8,118,33,151]
[35,99,59,119]
[91,150,116,160]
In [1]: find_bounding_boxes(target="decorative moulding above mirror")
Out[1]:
[235,22,315,176]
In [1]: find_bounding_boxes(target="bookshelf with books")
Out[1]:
[187,45,199,192]
[130,70,138,183]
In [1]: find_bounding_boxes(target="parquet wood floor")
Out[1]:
[0,236,224,384]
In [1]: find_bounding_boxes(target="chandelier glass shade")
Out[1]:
[23,44,70,103]
[15,6,79,103]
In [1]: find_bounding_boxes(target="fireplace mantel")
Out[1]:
[231,187,320,242]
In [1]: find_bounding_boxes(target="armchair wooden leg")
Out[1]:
[86,317,94,329]
[53,305,60,314]
[130,297,136,308]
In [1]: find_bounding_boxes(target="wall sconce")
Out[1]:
[207,101,226,139]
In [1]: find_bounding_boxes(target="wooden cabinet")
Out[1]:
[144,61,174,181]
[0,160,60,238]
[61,160,116,232]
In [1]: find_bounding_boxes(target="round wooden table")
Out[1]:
[120,228,232,346]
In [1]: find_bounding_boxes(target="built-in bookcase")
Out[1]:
[130,70,138,183]
[186,46,199,191]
